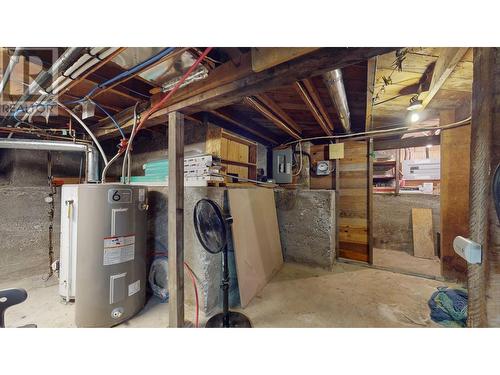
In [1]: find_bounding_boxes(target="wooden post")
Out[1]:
[168,111,185,328]
[440,109,470,282]
[468,48,495,327]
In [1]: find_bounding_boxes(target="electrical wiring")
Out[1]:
[292,141,303,176]
[282,116,472,147]
[90,100,125,139]
[131,48,213,139]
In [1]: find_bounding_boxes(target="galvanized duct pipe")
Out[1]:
[0,138,99,182]
[323,69,351,133]
[0,47,23,94]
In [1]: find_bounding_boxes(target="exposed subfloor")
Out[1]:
[1,262,458,328]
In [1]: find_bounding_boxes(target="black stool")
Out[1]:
[0,288,36,328]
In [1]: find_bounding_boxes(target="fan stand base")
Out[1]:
[205,311,252,328]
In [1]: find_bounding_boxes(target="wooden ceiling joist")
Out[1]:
[365,57,377,131]
[60,48,126,96]
[254,93,302,134]
[207,109,279,145]
[91,48,188,100]
[95,47,395,139]
[294,81,333,136]
[244,97,301,140]
[421,48,469,109]
[302,78,335,131]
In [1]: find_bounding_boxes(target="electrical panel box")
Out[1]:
[272,148,293,183]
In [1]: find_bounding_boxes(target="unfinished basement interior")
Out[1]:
[1,46,499,329]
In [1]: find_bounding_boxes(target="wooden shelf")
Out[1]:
[220,158,257,168]
[373,175,395,180]
[374,160,396,166]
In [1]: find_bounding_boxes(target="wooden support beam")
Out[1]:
[468,47,495,328]
[365,57,377,131]
[95,47,395,139]
[302,78,335,131]
[440,109,469,282]
[244,97,301,140]
[168,111,185,328]
[207,109,279,145]
[254,93,302,134]
[294,81,333,136]
[251,47,319,72]
[421,48,469,109]
[373,134,440,151]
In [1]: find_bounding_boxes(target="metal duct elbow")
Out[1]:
[323,69,351,133]
[0,138,99,182]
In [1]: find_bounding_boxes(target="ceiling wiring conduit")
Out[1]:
[0,138,99,182]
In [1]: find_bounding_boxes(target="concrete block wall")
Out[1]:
[373,193,440,254]
[0,148,80,282]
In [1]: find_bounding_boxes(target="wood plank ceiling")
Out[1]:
[371,48,473,128]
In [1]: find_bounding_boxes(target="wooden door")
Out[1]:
[337,141,370,262]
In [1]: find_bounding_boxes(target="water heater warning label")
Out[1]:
[103,235,135,266]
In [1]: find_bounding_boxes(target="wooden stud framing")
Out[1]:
[168,111,185,328]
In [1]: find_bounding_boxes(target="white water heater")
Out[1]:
[59,184,148,327]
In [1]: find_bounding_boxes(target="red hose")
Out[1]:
[149,251,200,328]
[132,47,213,138]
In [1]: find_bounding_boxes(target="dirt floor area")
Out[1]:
[1,262,459,328]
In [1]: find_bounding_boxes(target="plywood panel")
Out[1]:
[228,188,284,307]
[338,141,369,262]
[412,208,435,259]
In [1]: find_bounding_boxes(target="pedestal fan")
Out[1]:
[193,198,252,328]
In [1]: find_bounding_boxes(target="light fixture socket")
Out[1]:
[407,95,423,111]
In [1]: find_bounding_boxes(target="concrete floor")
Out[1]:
[373,247,442,279]
[1,262,456,328]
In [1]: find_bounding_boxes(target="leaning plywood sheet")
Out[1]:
[228,188,283,307]
[412,208,435,259]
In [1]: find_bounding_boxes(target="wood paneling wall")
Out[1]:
[337,141,370,262]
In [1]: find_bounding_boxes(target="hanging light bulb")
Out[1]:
[409,112,420,123]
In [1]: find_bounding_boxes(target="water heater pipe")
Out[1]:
[0,138,99,182]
